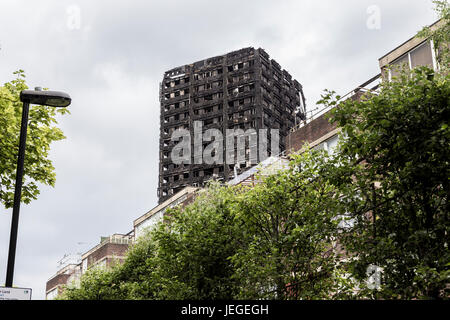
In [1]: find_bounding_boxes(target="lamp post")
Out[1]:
[5,88,71,288]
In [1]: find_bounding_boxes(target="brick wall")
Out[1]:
[46,273,71,292]
[87,242,130,268]
[285,110,337,153]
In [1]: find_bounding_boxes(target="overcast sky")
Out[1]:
[0,0,439,299]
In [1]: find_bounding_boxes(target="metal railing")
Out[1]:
[290,74,381,132]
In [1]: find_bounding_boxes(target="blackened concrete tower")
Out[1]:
[158,47,306,203]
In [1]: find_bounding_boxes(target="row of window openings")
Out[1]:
[167,56,290,91]
[227,60,255,72]
[164,95,255,116]
[164,88,189,100]
[163,118,261,140]
[196,117,257,129]
[262,116,283,129]
[262,118,287,132]
[164,61,253,88]
[262,97,289,116]
[163,66,225,89]
[194,75,261,90]
[164,124,263,150]
[163,124,189,136]
[163,131,260,151]
[193,68,223,80]
[228,72,253,84]
[228,96,255,107]
[164,100,189,112]
[160,163,256,196]
[162,167,225,183]
[261,79,285,97]
[261,63,285,83]
[264,105,296,120]
[227,83,255,96]
[162,160,255,177]
[164,110,288,131]
[194,81,222,92]
[192,92,223,103]
[164,77,190,88]
[164,112,190,123]
[164,103,223,123]
[261,76,298,98]
[196,116,256,127]
[194,104,222,115]
[166,84,255,104]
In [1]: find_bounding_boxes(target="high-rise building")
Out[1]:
[158,47,306,203]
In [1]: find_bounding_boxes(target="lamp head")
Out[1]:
[20,89,71,107]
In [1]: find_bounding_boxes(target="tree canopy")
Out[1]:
[0,70,69,209]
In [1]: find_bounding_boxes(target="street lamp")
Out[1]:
[5,87,71,288]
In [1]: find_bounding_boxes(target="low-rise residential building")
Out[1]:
[133,186,198,239]
[46,263,81,300]
[80,233,133,273]
[379,19,444,80]
[45,233,133,299]
[286,74,381,155]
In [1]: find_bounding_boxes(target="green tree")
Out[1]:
[146,182,241,299]
[418,0,449,69]
[58,268,121,300]
[321,64,449,299]
[0,70,69,209]
[59,237,159,300]
[61,182,242,300]
[231,150,351,299]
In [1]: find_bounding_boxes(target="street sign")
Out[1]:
[0,287,32,300]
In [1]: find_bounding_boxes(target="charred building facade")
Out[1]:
[158,47,306,203]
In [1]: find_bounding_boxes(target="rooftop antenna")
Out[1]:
[56,241,88,270]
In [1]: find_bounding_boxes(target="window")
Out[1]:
[390,53,410,78]
[410,40,433,69]
[389,40,437,80]
[313,134,339,155]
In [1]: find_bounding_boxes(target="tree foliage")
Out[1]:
[0,70,69,209]
[418,0,450,70]
[316,3,450,298]
[321,65,449,299]
[61,183,242,300]
[231,151,347,299]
